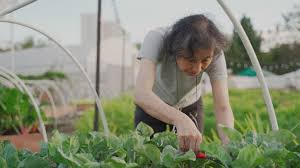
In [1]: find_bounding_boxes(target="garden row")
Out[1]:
[1,122,300,167]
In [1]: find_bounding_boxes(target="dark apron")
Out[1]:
[134,97,204,133]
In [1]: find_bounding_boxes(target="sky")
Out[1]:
[0,0,299,46]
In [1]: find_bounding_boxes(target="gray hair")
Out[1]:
[163,14,228,59]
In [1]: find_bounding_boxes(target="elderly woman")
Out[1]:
[134,14,234,152]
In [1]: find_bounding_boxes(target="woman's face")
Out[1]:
[176,48,214,76]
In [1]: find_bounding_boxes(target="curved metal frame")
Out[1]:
[0,76,14,88]
[0,71,24,92]
[26,80,67,107]
[54,80,75,104]
[0,0,278,132]
[0,66,48,141]
[0,0,37,16]
[0,19,109,135]
[217,0,278,130]
[26,82,58,129]
[37,80,69,117]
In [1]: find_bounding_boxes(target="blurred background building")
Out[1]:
[0,13,139,99]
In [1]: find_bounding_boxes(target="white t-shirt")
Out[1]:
[138,27,228,108]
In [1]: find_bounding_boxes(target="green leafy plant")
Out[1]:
[0,86,43,135]
[18,71,67,81]
[204,89,300,138]
[0,123,197,168]
[1,122,300,167]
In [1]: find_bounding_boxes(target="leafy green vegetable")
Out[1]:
[18,71,67,81]
[1,122,300,167]
[0,86,44,135]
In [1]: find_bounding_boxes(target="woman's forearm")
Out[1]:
[134,90,185,126]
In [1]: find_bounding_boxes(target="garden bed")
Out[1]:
[0,133,43,152]
[1,123,300,167]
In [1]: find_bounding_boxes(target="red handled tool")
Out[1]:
[195,152,224,166]
[196,152,206,159]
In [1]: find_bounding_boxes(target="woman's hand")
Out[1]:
[174,113,202,152]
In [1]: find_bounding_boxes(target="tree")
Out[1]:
[225,5,300,75]
[20,36,34,49]
[225,15,262,74]
[13,36,48,50]
[283,4,300,31]
[135,43,141,50]
[267,43,300,75]
[259,4,300,75]
[0,48,9,53]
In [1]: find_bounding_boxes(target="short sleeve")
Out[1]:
[137,30,164,63]
[205,51,228,81]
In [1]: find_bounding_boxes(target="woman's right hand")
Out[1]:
[174,113,202,152]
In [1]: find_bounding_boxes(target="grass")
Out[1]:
[74,89,300,139]
[204,89,300,138]
[74,93,135,135]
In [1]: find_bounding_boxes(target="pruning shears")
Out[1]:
[195,151,225,166]
[196,152,207,159]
